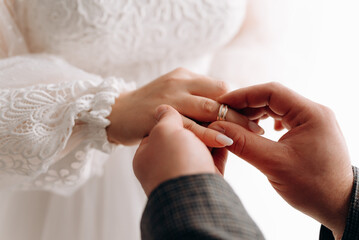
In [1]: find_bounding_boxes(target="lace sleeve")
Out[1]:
[0,3,135,194]
[0,55,135,194]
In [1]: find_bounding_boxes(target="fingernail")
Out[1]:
[216,134,233,146]
[155,105,169,120]
[248,121,265,135]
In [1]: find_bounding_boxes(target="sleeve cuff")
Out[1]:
[76,77,135,153]
[341,167,359,239]
[16,77,136,194]
[320,167,359,240]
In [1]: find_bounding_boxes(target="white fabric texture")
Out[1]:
[0,53,137,195]
[0,0,249,239]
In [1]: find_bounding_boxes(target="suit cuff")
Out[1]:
[319,167,359,239]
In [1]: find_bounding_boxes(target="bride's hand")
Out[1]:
[107,68,263,146]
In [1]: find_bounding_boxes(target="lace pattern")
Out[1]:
[0,77,130,191]
[16,0,246,82]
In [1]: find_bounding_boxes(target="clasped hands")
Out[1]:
[106,68,353,238]
[107,68,263,146]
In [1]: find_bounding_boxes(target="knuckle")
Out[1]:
[173,67,188,74]
[321,105,335,117]
[233,133,246,156]
[201,99,216,114]
[267,81,284,90]
[163,77,179,88]
[312,104,336,122]
[216,80,229,94]
[201,128,211,141]
[184,118,196,131]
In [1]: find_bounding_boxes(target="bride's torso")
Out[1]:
[1,2,246,239]
[14,0,246,85]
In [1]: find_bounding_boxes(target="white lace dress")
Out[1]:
[0,1,247,239]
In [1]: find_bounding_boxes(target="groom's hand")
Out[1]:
[133,105,229,196]
[210,82,353,238]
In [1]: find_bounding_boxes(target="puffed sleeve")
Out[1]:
[0,3,135,195]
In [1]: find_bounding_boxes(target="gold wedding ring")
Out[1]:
[217,104,228,121]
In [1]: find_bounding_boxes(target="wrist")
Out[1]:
[106,91,132,144]
[326,171,354,238]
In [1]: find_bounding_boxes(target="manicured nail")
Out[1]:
[216,134,233,146]
[248,121,265,135]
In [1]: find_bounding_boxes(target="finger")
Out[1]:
[209,121,285,173]
[218,82,312,129]
[187,78,229,99]
[177,96,219,122]
[182,117,233,148]
[212,148,228,175]
[261,114,269,120]
[152,105,184,135]
[239,107,267,120]
[179,96,264,134]
[240,107,282,121]
[164,68,227,98]
[274,120,285,131]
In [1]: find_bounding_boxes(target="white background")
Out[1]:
[225,0,359,239]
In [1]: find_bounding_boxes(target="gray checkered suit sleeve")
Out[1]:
[320,167,359,240]
[140,174,265,240]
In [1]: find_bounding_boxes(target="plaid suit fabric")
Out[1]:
[141,174,265,240]
[320,167,359,240]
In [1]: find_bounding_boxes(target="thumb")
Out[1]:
[153,104,184,132]
[209,121,284,172]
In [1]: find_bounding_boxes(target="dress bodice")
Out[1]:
[14,0,246,84]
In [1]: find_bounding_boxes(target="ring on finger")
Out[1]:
[217,104,228,121]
